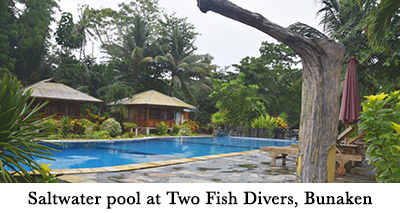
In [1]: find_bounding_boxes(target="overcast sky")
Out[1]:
[57,0,323,68]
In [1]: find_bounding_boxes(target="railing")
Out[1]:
[135,119,178,135]
[35,114,87,120]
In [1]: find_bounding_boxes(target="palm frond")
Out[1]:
[367,0,400,48]
[0,74,56,183]
[317,0,342,35]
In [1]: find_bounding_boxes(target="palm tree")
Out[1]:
[130,46,153,93]
[76,59,102,97]
[102,15,153,94]
[98,82,132,105]
[317,0,342,35]
[155,27,214,98]
[75,5,95,59]
[156,52,213,97]
[365,0,400,48]
[96,67,133,122]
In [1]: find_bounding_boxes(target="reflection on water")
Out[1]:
[36,155,98,168]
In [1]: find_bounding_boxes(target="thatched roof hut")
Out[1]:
[116,90,196,135]
[25,79,102,118]
[116,90,196,109]
[25,79,102,103]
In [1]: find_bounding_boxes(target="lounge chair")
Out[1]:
[260,126,367,176]
[335,130,367,175]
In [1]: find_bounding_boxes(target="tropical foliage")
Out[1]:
[55,12,84,51]
[317,0,400,95]
[184,120,200,134]
[210,111,228,126]
[100,118,122,137]
[251,114,278,129]
[360,91,400,182]
[233,41,302,125]
[0,74,55,183]
[211,73,265,127]
[35,163,58,183]
[171,125,190,136]
[176,125,191,136]
[123,122,138,132]
[365,0,400,49]
[156,121,169,135]
[0,0,59,84]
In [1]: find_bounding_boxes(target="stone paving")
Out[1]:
[57,151,376,183]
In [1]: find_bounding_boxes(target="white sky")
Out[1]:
[56,0,323,68]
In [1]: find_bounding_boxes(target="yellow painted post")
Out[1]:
[327,145,336,183]
[296,155,302,181]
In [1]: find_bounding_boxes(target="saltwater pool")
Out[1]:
[37,137,296,169]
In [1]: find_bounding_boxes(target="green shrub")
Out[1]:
[177,125,191,136]
[59,116,73,137]
[0,74,56,182]
[89,130,111,139]
[123,122,137,132]
[34,163,58,183]
[100,118,122,137]
[201,123,214,134]
[43,118,60,134]
[251,114,278,138]
[122,132,136,138]
[71,119,85,135]
[360,91,400,182]
[184,120,200,133]
[157,121,169,135]
[211,111,228,126]
[172,125,184,135]
[80,118,100,135]
[251,114,278,129]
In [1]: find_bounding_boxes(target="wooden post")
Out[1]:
[147,107,150,134]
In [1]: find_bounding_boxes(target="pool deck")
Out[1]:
[56,151,376,183]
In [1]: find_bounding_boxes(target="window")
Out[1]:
[148,108,171,120]
[128,109,133,119]
[140,108,147,120]
[44,105,58,115]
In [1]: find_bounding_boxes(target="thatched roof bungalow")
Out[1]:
[25,79,102,119]
[115,90,196,135]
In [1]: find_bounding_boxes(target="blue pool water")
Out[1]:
[36,137,296,169]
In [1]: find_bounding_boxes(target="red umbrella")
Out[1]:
[339,56,361,125]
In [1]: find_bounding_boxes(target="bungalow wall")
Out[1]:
[32,98,83,119]
[126,105,189,128]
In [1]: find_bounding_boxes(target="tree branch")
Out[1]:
[197,0,325,60]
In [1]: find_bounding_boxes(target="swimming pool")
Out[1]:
[37,137,296,170]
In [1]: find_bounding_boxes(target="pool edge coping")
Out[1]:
[53,150,261,179]
[41,135,214,143]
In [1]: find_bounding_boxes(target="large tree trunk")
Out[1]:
[197,0,345,182]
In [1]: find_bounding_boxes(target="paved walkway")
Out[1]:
[57,151,376,183]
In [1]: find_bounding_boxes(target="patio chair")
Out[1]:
[335,130,367,175]
[261,126,367,176]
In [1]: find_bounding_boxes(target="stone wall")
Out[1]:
[216,127,299,140]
